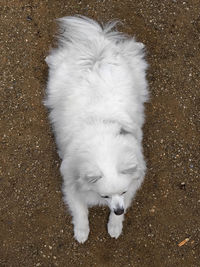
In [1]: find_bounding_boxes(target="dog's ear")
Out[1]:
[85,175,102,184]
[119,125,134,136]
[119,127,131,135]
[118,125,140,140]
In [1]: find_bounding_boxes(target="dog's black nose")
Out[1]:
[114,208,124,215]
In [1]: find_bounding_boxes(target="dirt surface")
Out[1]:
[1,0,200,266]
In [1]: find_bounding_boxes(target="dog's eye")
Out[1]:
[101,195,109,198]
[86,175,102,183]
[121,166,137,175]
[121,191,127,195]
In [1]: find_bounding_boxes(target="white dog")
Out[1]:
[45,16,149,243]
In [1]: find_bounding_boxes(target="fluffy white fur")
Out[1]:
[45,16,149,243]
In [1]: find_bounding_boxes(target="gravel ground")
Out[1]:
[1,0,200,266]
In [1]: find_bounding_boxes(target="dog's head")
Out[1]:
[74,125,145,215]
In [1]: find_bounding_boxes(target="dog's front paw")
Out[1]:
[74,226,90,243]
[107,221,123,239]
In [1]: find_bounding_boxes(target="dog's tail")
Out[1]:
[56,15,124,46]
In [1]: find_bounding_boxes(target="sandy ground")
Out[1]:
[1,0,200,266]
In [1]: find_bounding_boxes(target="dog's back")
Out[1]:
[45,16,148,155]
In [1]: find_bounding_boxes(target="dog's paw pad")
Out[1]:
[74,226,90,243]
[107,222,122,239]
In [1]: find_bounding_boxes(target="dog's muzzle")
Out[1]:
[114,208,124,215]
